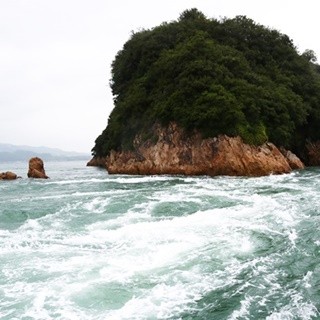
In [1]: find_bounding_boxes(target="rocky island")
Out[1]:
[0,157,49,181]
[89,9,320,176]
[88,123,304,176]
[28,157,49,179]
[0,171,18,180]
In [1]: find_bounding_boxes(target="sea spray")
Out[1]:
[0,161,319,319]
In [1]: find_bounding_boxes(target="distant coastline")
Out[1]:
[0,143,89,162]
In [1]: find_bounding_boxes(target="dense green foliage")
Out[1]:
[92,9,320,157]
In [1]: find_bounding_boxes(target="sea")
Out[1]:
[0,160,320,320]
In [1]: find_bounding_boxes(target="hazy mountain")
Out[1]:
[0,143,90,162]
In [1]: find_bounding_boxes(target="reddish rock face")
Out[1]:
[102,123,304,177]
[0,171,18,180]
[87,156,106,168]
[27,157,49,179]
[280,147,305,170]
[306,141,320,166]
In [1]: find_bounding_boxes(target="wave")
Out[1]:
[1,163,320,319]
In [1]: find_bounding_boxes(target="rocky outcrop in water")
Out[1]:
[0,171,18,180]
[27,157,49,179]
[89,123,304,177]
[280,147,305,170]
[87,156,106,168]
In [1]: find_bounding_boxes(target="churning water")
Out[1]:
[0,161,320,319]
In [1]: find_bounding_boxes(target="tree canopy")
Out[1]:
[92,9,320,158]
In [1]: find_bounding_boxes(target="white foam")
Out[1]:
[302,271,313,289]
[83,197,110,213]
[1,167,319,319]
[106,270,229,320]
[228,295,253,319]
[288,229,298,247]
[266,292,318,320]
[21,218,42,231]
[112,175,181,184]
[24,288,51,320]
[43,178,104,185]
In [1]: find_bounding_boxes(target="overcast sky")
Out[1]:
[1,0,319,153]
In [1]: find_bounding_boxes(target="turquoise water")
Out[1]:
[0,161,320,319]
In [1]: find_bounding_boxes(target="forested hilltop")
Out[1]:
[92,9,320,161]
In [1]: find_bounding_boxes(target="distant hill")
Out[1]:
[0,143,90,162]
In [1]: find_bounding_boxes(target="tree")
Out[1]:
[92,9,320,159]
[302,49,317,63]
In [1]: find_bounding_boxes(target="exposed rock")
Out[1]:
[306,141,320,166]
[27,157,49,179]
[87,156,106,168]
[105,123,304,177]
[0,171,18,180]
[280,147,305,170]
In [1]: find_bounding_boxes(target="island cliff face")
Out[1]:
[89,123,304,176]
[90,11,320,174]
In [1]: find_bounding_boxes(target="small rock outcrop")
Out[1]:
[0,171,18,180]
[89,123,304,177]
[27,157,49,179]
[280,147,305,170]
[87,156,106,167]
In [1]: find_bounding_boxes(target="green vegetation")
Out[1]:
[92,9,320,158]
